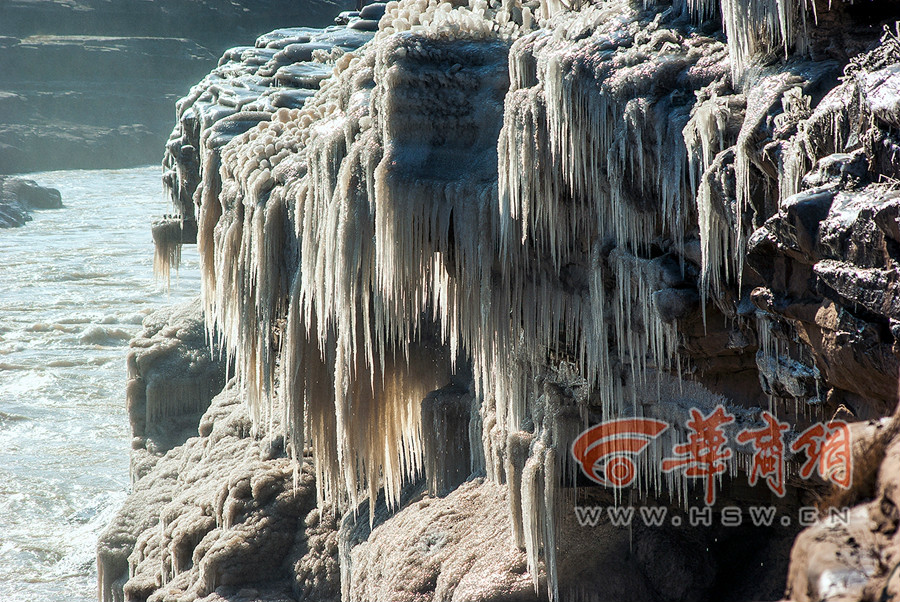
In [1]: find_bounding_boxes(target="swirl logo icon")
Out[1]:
[572,418,669,488]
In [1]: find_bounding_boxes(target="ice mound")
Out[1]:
[79,325,134,345]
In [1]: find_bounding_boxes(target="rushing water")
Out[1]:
[0,167,199,602]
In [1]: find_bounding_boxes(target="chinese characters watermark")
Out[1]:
[571,405,852,504]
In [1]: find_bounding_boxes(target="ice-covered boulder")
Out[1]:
[99,381,339,602]
[125,299,227,474]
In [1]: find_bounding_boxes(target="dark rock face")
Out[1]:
[746,38,900,421]
[5,177,63,209]
[702,31,900,602]
[0,0,352,173]
[0,175,61,227]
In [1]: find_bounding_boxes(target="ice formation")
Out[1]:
[171,0,743,596]
[184,0,727,592]
[146,0,900,600]
[124,301,227,467]
[100,382,338,602]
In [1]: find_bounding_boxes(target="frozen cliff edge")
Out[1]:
[98,300,229,601]
[108,0,900,601]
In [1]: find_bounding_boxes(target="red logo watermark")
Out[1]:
[572,418,668,488]
[737,411,790,497]
[790,421,852,488]
[571,405,851,504]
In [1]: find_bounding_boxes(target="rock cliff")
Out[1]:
[103,1,900,601]
[0,0,352,173]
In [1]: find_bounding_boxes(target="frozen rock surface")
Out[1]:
[109,0,900,601]
[98,300,229,601]
[160,20,376,225]
[125,299,227,471]
[99,381,337,602]
[338,476,793,602]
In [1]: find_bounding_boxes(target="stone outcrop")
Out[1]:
[99,381,337,602]
[100,300,232,601]
[106,0,900,601]
[784,415,900,602]
[0,175,61,227]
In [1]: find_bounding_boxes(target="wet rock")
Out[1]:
[756,350,823,403]
[779,187,835,261]
[653,287,701,323]
[743,34,900,421]
[0,199,28,228]
[3,177,61,209]
[0,175,61,227]
[814,261,900,318]
[802,151,869,189]
[359,3,387,20]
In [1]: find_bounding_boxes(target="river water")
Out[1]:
[0,167,199,602]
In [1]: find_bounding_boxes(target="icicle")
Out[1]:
[718,0,814,81]
[151,231,182,289]
[521,442,547,594]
